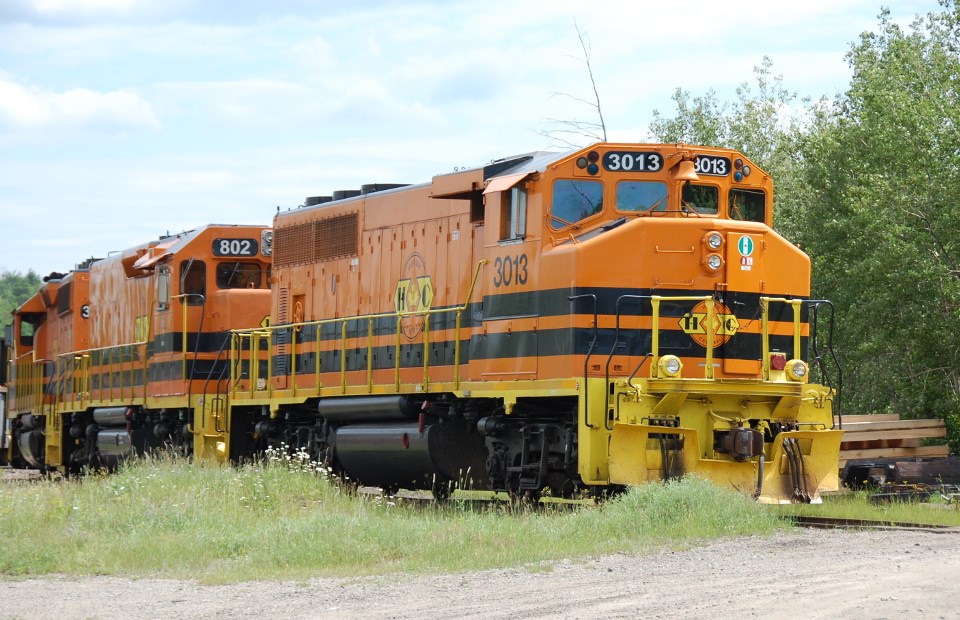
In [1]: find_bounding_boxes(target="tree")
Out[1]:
[0,270,42,330]
[540,24,608,149]
[795,2,960,446]
[648,57,806,236]
[647,3,960,451]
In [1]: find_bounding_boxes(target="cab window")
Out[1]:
[729,188,766,222]
[179,260,206,305]
[17,313,41,347]
[681,184,719,215]
[550,179,603,228]
[157,265,171,311]
[616,181,668,212]
[217,262,263,289]
[500,186,527,241]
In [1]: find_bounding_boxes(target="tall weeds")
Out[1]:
[0,456,783,583]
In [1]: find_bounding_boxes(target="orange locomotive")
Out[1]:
[229,143,843,503]
[5,225,272,472]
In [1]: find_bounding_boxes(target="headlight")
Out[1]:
[706,254,723,271]
[786,359,809,382]
[704,231,723,250]
[658,355,683,378]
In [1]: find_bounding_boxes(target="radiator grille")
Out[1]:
[274,213,359,267]
[316,213,359,261]
[274,222,314,267]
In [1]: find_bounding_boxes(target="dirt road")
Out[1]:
[2,528,958,619]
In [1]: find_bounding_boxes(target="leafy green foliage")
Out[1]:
[648,3,960,451]
[649,57,805,234]
[795,4,960,443]
[0,270,41,330]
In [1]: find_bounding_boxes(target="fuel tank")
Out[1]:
[334,420,489,491]
[17,429,44,469]
[319,396,416,422]
[95,429,135,467]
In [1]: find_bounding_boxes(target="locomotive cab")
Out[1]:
[4,225,273,473]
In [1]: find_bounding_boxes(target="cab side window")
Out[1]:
[179,260,206,305]
[17,314,41,347]
[499,186,527,241]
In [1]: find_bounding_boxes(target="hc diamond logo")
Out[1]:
[679,300,740,348]
[737,235,754,257]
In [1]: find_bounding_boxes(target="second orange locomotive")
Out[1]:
[6,225,272,470]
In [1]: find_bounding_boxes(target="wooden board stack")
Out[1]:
[835,413,950,469]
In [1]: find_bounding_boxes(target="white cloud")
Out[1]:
[122,169,240,194]
[0,0,947,277]
[31,0,149,15]
[0,0,180,24]
[0,78,160,132]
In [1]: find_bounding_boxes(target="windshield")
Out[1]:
[729,188,766,222]
[681,184,719,215]
[217,262,263,289]
[616,181,668,212]
[550,179,603,228]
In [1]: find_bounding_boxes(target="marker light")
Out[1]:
[734,171,743,182]
[734,158,744,170]
[706,254,723,271]
[770,353,787,371]
[587,150,600,162]
[786,359,809,382]
[576,156,589,169]
[659,355,683,378]
[261,230,273,256]
[704,231,723,250]
[587,163,599,175]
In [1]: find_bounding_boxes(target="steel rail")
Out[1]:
[790,515,960,533]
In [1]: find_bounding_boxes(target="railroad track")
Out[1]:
[790,515,960,533]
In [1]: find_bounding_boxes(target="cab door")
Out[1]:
[477,180,538,380]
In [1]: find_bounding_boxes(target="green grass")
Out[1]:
[0,457,783,583]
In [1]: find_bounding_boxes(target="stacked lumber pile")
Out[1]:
[836,413,950,468]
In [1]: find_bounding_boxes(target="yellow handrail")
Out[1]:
[231,259,488,397]
[58,341,148,408]
[760,297,804,379]
[11,352,50,414]
[649,295,716,379]
[645,294,806,380]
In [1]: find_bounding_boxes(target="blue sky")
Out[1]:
[0,0,942,276]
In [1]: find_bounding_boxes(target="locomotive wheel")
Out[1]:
[589,484,626,502]
[431,479,456,502]
[507,489,541,510]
